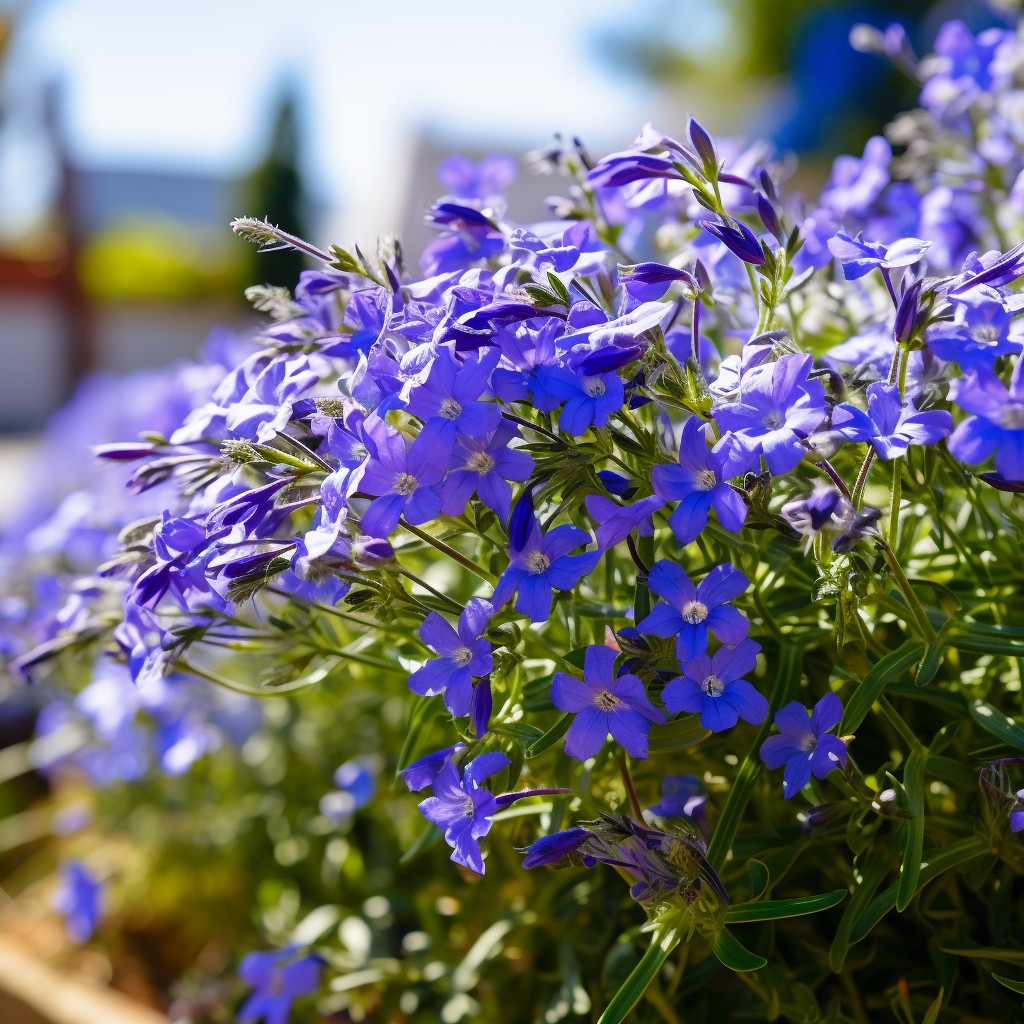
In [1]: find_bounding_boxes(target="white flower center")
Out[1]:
[763,410,783,430]
[593,689,621,711]
[972,324,1001,347]
[440,397,463,420]
[583,376,607,398]
[466,451,496,474]
[393,472,418,496]
[451,645,474,668]
[526,550,551,574]
[702,674,724,698]
[1000,403,1024,429]
[695,469,717,492]
[681,600,709,624]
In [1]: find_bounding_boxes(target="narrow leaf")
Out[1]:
[941,947,1024,966]
[596,927,680,1024]
[968,700,1024,750]
[725,888,846,924]
[992,974,1024,995]
[712,928,767,972]
[897,749,926,912]
[841,639,925,734]
[526,713,571,758]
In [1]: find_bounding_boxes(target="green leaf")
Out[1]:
[596,926,681,1024]
[706,644,802,870]
[922,988,945,1024]
[841,639,925,734]
[830,839,899,972]
[941,947,1024,966]
[526,714,571,758]
[916,617,957,685]
[992,974,1024,995]
[648,717,710,753]
[746,860,769,901]
[712,928,767,972]
[394,696,442,779]
[968,699,1024,750]
[897,749,926,912]
[546,271,571,306]
[725,888,846,924]
[850,835,989,944]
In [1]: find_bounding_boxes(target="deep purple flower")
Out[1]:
[619,262,698,303]
[712,353,826,475]
[417,752,509,873]
[409,599,493,717]
[948,361,1024,482]
[238,947,322,1024]
[358,422,444,537]
[401,742,466,792]
[320,759,376,819]
[587,151,682,189]
[439,421,534,519]
[780,486,855,536]
[584,493,664,552]
[926,294,1024,369]
[663,638,766,733]
[54,861,103,943]
[551,644,665,760]
[521,827,589,868]
[530,368,624,435]
[649,773,707,831]
[834,382,952,459]
[492,524,599,622]
[827,233,931,281]
[760,693,848,800]
[1011,789,1024,834]
[652,417,747,543]
[637,560,749,663]
[699,218,766,266]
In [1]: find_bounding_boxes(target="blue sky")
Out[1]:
[1,0,722,239]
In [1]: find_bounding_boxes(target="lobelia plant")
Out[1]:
[8,12,1024,1023]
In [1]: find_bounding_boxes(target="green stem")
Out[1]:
[878,540,936,642]
[401,522,497,584]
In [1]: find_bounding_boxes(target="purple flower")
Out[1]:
[438,153,516,200]
[619,262,698,303]
[780,486,855,536]
[358,421,444,537]
[401,742,466,792]
[663,638,766,733]
[649,773,707,831]
[492,524,599,622]
[948,361,1024,482]
[760,693,848,800]
[521,827,589,868]
[320,759,376,819]
[1011,789,1024,834]
[926,294,1024,369]
[531,368,624,436]
[54,861,103,943]
[713,354,826,475]
[551,644,665,760]
[417,752,509,873]
[584,493,664,552]
[439,421,534,519]
[637,560,750,664]
[238,947,322,1024]
[819,136,891,220]
[835,382,952,460]
[652,417,747,543]
[699,218,766,266]
[827,233,931,281]
[408,599,493,717]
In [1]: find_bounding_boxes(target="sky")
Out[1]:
[0,0,723,242]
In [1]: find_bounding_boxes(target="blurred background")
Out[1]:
[0,0,1005,443]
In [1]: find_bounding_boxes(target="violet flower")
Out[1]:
[948,360,1024,482]
[408,599,493,717]
[551,644,665,760]
[834,382,952,459]
[663,638,767,733]
[760,693,848,800]
[238,947,322,1024]
[637,560,750,664]
[54,861,103,944]
[827,233,931,281]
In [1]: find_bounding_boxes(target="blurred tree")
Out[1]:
[239,82,310,292]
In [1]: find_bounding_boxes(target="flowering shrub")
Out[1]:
[7,14,1024,1023]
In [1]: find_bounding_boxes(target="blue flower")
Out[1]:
[320,759,376,819]
[760,693,848,800]
[650,774,707,831]
[834,382,952,459]
[827,233,931,281]
[663,638,766,733]
[438,422,534,520]
[712,354,826,475]
[651,417,747,544]
[408,599,493,717]
[1011,789,1024,834]
[54,861,103,943]
[492,524,598,622]
[551,645,665,760]
[948,360,1024,483]
[238,947,322,1024]
[532,368,624,436]
[637,560,750,664]
[927,293,1024,369]
[584,493,664,552]
[401,743,466,792]
[417,752,509,874]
